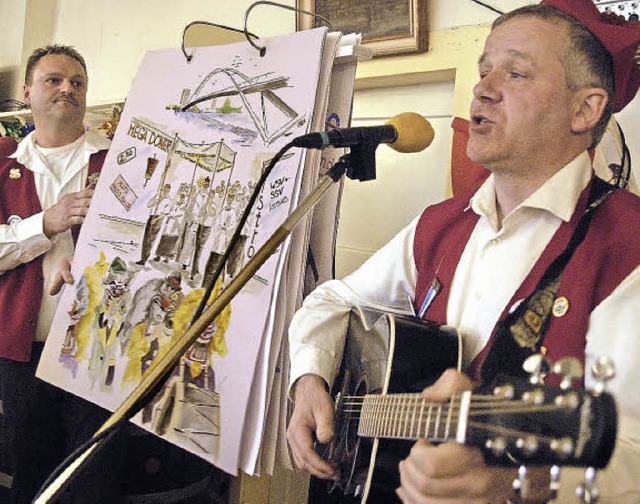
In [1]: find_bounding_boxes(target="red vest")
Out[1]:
[0,137,107,362]
[413,177,640,382]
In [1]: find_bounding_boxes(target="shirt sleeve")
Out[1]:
[583,265,640,502]
[288,216,420,396]
[0,211,52,274]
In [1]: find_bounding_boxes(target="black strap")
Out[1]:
[480,177,616,383]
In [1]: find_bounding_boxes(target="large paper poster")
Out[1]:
[37,28,328,474]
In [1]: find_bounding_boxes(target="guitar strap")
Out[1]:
[480,177,616,383]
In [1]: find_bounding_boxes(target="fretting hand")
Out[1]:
[397,369,551,503]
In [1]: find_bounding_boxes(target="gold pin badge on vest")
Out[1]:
[88,172,100,189]
[9,168,21,179]
[552,296,569,317]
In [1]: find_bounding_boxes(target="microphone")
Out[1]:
[291,112,435,153]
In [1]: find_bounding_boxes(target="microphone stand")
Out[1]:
[34,153,356,503]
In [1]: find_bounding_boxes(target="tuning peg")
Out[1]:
[523,354,551,384]
[485,436,507,457]
[493,384,514,399]
[512,465,531,500]
[591,356,616,396]
[553,357,583,390]
[550,437,574,460]
[575,467,600,503]
[515,435,539,456]
[549,465,561,500]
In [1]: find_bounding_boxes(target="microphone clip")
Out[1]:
[346,140,379,181]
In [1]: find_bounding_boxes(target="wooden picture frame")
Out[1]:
[296,0,428,57]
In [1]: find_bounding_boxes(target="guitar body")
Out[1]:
[307,308,617,504]
[309,307,460,504]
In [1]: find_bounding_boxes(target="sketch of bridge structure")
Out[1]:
[180,68,305,146]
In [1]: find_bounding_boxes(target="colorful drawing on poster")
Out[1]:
[172,67,305,147]
[38,28,329,474]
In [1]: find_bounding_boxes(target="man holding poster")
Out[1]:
[0,44,123,503]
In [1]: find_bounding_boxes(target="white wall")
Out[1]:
[337,82,454,277]
[50,0,296,103]
[2,0,533,103]
[0,1,27,65]
[430,0,532,30]
[0,0,27,99]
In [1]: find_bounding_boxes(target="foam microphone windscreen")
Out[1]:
[386,112,435,153]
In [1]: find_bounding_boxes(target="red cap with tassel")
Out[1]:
[542,0,640,112]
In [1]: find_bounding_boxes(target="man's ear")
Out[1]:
[571,87,608,134]
[23,85,31,107]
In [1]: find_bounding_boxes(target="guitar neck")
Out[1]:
[355,392,470,444]
[348,382,616,470]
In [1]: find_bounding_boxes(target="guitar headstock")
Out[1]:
[469,356,618,503]
[470,373,617,469]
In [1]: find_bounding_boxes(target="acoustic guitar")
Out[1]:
[308,307,617,504]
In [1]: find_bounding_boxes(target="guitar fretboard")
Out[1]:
[356,391,471,442]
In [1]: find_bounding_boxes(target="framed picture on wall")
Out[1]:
[296,0,428,57]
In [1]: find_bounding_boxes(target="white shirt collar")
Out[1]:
[469,151,593,225]
[11,129,111,171]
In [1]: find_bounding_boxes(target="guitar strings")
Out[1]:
[340,402,569,415]
[337,394,575,441]
[340,405,569,417]
[340,392,515,404]
[339,393,571,415]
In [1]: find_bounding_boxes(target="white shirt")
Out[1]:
[288,151,640,502]
[0,130,111,341]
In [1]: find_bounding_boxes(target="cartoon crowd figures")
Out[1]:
[199,179,255,288]
[136,183,172,266]
[155,190,188,263]
[60,275,90,376]
[89,257,132,390]
[117,271,184,361]
[57,164,257,421]
[148,283,230,453]
[58,250,233,448]
[117,269,185,390]
[227,181,254,279]
[201,181,228,289]
[190,181,217,281]
[177,176,210,273]
[135,172,258,290]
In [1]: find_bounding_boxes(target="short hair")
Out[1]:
[493,5,615,148]
[25,44,87,86]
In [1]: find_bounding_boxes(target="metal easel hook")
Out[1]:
[244,0,333,57]
[181,21,260,62]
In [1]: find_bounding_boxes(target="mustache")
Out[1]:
[54,95,79,105]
